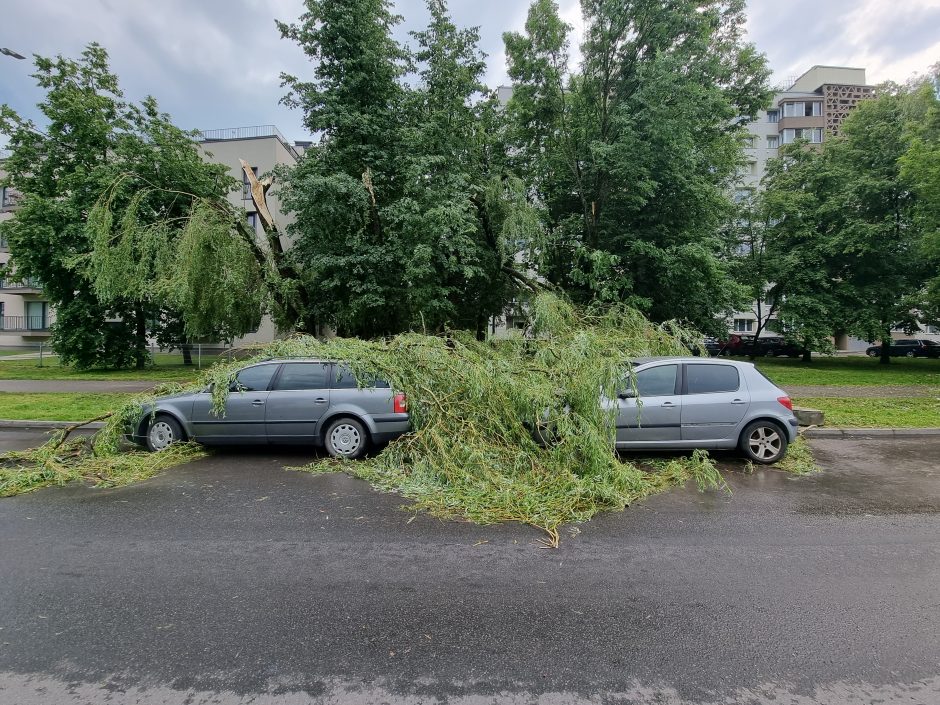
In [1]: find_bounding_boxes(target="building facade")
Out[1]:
[0,164,54,348]
[731,66,875,345]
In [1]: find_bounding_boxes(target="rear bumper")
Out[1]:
[786,416,799,442]
[370,414,411,445]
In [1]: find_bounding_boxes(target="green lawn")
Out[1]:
[0,353,218,382]
[795,396,940,428]
[755,356,940,387]
[0,392,130,421]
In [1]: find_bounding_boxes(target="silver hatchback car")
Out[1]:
[128,359,410,458]
[611,357,798,463]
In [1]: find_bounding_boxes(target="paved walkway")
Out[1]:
[788,384,940,398]
[0,380,156,393]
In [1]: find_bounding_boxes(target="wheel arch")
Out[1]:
[319,411,376,445]
[738,415,790,444]
[138,408,190,441]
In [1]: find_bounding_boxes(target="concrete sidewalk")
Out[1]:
[0,380,156,393]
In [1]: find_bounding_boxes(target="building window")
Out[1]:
[733,188,754,204]
[783,101,822,118]
[246,212,258,231]
[733,318,754,333]
[767,110,779,123]
[767,135,779,149]
[743,135,756,148]
[25,301,48,330]
[782,128,823,144]
[242,167,259,200]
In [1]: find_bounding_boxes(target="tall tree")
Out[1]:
[503,0,769,331]
[828,87,930,364]
[278,0,533,337]
[899,67,940,324]
[0,45,237,368]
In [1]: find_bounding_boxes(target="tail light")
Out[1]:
[777,396,793,411]
[393,392,407,414]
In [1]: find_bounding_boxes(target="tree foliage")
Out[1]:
[278,0,534,337]
[502,0,769,331]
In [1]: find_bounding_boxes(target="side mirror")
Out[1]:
[617,389,637,399]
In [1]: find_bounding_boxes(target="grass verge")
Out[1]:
[755,356,940,387]
[0,393,131,421]
[795,396,940,428]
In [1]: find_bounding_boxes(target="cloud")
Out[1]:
[1,0,937,150]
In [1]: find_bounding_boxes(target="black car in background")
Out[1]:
[865,339,940,358]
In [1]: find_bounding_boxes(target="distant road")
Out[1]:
[0,380,155,393]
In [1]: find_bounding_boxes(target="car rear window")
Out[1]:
[232,364,278,391]
[331,365,391,389]
[686,364,739,394]
[273,362,329,391]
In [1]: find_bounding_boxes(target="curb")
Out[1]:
[0,420,107,431]
[802,427,940,439]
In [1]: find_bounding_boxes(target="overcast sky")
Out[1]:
[2,0,939,145]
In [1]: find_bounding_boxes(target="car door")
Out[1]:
[615,363,682,447]
[190,363,279,444]
[265,362,331,444]
[680,363,749,445]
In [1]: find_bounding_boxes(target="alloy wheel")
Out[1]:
[748,426,782,462]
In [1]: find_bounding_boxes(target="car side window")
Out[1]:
[686,364,739,394]
[273,363,328,391]
[331,364,391,389]
[231,364,278,392]
[633,365,678,397]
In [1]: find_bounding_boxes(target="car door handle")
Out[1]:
[251,400,266,406]
[314,398,328,405]
[661,401,677,408]
[731,399,746,405]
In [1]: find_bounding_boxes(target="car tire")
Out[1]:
[146,415,185,453]
[324,417,368,460]
[906,351,916,358]
[739,420,788,465]
[866,349,879,358]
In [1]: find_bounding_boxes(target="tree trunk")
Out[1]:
[134,305,147,370]
[880,337,892,365]
[801,338,812,363]
[181,343,193,366]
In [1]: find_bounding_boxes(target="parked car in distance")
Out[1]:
[865,339,940,358]
[128,359,410,458]
[612,357,798,463]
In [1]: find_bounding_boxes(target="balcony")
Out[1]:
[0,315,50,333]
[0,277,42,293]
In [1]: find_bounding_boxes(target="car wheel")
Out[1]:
[324,417,368,459]
[146,415,184,453]
[906,350,916,358]
[866,349,879,357]
[739,420,788,465]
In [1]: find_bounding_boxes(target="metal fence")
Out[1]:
[0,343,253,369]
[0,315,49,331]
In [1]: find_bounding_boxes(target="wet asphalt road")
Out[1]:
[0,431,938,704]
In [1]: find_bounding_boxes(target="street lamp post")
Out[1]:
[1,48,26,60]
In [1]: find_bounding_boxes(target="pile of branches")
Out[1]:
[1,295,727,543]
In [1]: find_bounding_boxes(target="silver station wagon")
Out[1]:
[612,357,798,463]
[129,359,410,459]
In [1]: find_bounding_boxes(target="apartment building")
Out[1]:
[0,162,53,348]
[0,125,305,349]
[731,66,874,343]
